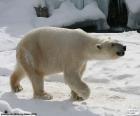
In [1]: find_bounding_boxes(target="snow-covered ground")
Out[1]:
[0,0,140,116]
[1,30,140,116]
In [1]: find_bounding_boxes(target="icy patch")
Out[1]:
[84,76,110,83]
[0,0,35,36]
[0,67,11,76]
[110,86,140,95]
[0,100,12,113]
[0,100,30,114]
[0,27,18,51]
[111,74,133,80]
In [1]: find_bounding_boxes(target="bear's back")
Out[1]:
[22,27,90,51]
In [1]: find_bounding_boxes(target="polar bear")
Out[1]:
[10,27,126,101]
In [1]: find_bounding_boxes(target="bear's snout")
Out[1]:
[123,46,126,51]
[116,45,126,56]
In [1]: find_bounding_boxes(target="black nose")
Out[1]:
[117,51,125,56]
[123,46,126,51]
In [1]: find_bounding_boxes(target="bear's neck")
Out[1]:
[83,36,102,61]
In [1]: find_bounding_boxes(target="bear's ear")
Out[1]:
[96,44,102,50]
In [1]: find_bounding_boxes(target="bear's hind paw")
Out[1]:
[71,91,84,101]
[12,85,23,93]
[34,92,53,100]
[71,95,84,101]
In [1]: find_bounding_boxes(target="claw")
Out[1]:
[12,85,23,93]
[71,91,84,101]
[34,92,53,100]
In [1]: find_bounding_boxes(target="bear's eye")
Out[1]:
[111,43,115,47]
[96,44,102,50]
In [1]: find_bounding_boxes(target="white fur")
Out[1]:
[10,27,123,100]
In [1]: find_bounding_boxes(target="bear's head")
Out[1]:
[87,37,126,60]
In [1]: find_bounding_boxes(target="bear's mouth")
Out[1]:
[116,45,126,56]
[116,51,125,56]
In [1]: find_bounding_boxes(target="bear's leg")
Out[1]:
[71,63,87,101]
[79,63,86,76]
[27,73,53,100]
[71,91,84,101]
[10,63,25,92]
[64,69,90,100]
[17,47,52,100]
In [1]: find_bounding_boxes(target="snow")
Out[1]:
[1,33,140,116]
[44,0,95,14]
[0,0,35,36]
[44,0,64,15]
[0,100,30,114]
[0,0,140,116]
[125,0,140,29]
[35,0,109,29]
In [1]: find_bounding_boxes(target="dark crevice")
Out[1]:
[107,0,128,28]
[34,6,49,17]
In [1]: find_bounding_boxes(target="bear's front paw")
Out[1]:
[34,92,53,100]
[77,85,90,100]
[71,91,84,101]
[12,85,23,93]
